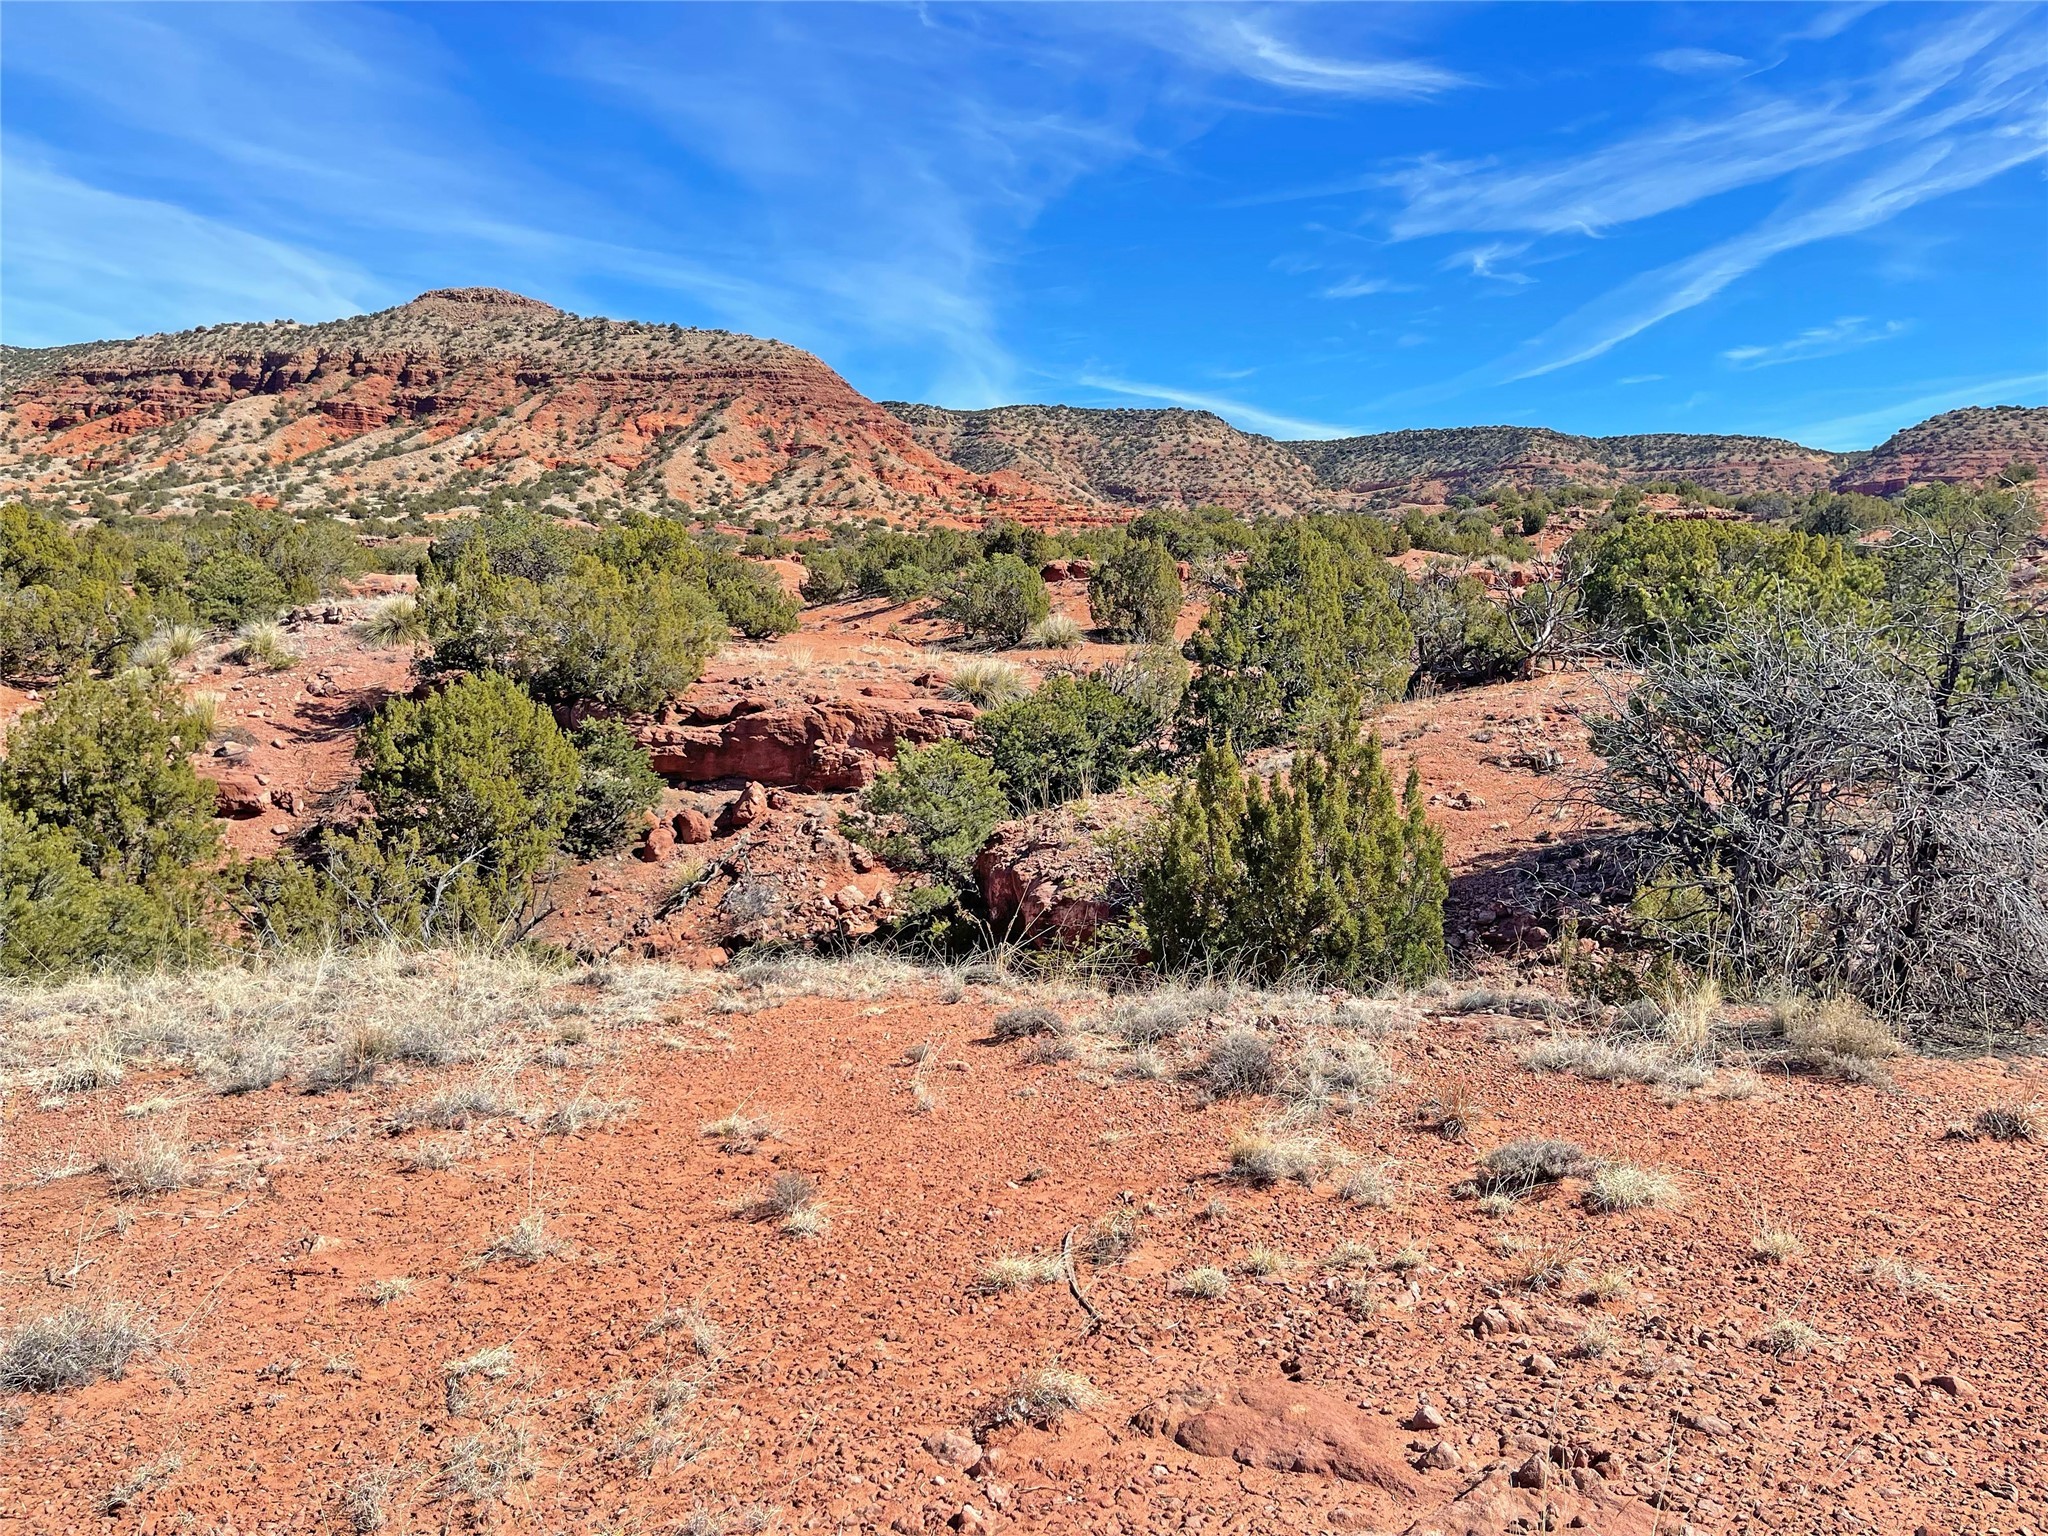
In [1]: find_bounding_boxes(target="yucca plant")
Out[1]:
[231,619,295,671]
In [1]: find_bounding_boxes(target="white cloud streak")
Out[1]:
[1076,372,1355,438]
[1722,316,1907,370]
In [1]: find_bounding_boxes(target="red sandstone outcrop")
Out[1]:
[973,792,1154,944]
[634,692,975,790]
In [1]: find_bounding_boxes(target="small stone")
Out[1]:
[1522,1352,1560,1377]
[923,1430,980,1470]
[831,884,869,912]
[1406,1403,1447,1432]
[1926,1373,1975,1401]
[1422,1440,1461,1470]
[1679,1410,1735,1438]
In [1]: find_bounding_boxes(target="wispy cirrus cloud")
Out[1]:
[1146,10,1468,100]
[1,151,373,344]
[1321,274,1409,298]
[1076,372,1355,438]
[1723,316,1907,370]
[1389,8,2037,241]
[1648,47,1748,75]
[1786,369,2048,449]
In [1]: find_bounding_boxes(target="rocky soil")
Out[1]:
[3,951,2043,1534]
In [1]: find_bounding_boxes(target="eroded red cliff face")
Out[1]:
[0,288,1087,524]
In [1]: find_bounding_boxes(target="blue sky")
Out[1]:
[3,3,2044,449]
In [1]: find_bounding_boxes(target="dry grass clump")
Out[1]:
[1174,1267,1229,1298]
[1972,1103,2043,1142]
[1240,1245,1290,1276]
[44,1042,125,1094]
[991,1005,1063,1042]
[230,619,296,670]
[1026,614,1086,649]
[750,1172,828,1238]
[0,1302,155,1392]
[366,1277,414,1305]
[700,1109,781,1153]
[1860,1258,1950,1298]
[439,1423,536,1502]
[1322,1240,1377,1270]
[1751,1227,1804,1264]
[1505,1239,1584,1293]
[946,658,1031,708]
[1521,1036,1675,1086]
[643,1303,726,1362]
[1757,1318,1821,1358]
[1777,995,1903,1064]
[1285,1036,1391,1111]
[1202,1029,1278,1098]
[395,1075,525,1131]
[479,1212,557,1267]
[1474,1138,1596,1194]
[1082,1207,1141,1266]
[978,1254,1065,1292]
[205,1030,295,1095]
[358,595,425,647]
[1420,1081,1479,1140]
[723,951,934,1003]
[1338,1159,1401,1207]
[1581,1268,1634,1304]
[1106,990,1217,1043]
[996,1365,1099,1426]
[542,1088,637,1136]
[1227,1129,1342,1187]
[1584,1163,1681,1213]
[102,1124,192,1196]
[1575,1321,1618,1359]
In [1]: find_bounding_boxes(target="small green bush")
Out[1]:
[1089,539,1183,643]
[1178,526,1412,750]
[0,672,217,883]
[938,556,1050,647]
[187,549,287,628]
[563,719,665,858]
[976,673,1150,811]
[1140,717,1446,986]
[703,551,801,638]
[356,672,581,909]
[1403,566,1524,689]
[857,739,1008,887]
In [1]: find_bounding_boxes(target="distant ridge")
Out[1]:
[2,290,2040,521]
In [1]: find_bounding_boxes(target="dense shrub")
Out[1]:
[0,672,217,883]
[703,550,801,638]
[431,510,588,585]
[1575,515,1881,650]
[976,673,1150,811]
[938,555,1051,647]
[1403,565,1525,689]
[0,674,219,975]
[356,672,581,911]
[1140,718,1446,986]
[562,718,665,858]
[1089,538,1183,643]
[187,549,288,628]
[857,739,1008,887]
[1590,489,2047,1032]
[421,546,726,712]
[1178,526,1412,749]
[0,505,153,678]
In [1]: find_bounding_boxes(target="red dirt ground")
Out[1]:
[3,965,2043,1534]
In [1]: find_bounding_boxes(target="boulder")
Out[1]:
[718,781,772,833]
[211,774,268,818]
[638,822,678,862]
[1163,1380,1419,1494]
[973,793,1154,946]
[673,809,715,845]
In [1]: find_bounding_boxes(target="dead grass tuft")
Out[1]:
[0,1302,155,1392]
[978,1254,1065,1292]
[1973,1103,2042,1142]
[1202,1029,1278,1098]
[1584,1163,1681,1213]
[1474,1137,1595,1194]
[1174,1266,1229,1298]
[102,1124,192,1196]
[1226,1128,1342,1187]
[996,1365,1099,1426]
[991,1005,1063,1042]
